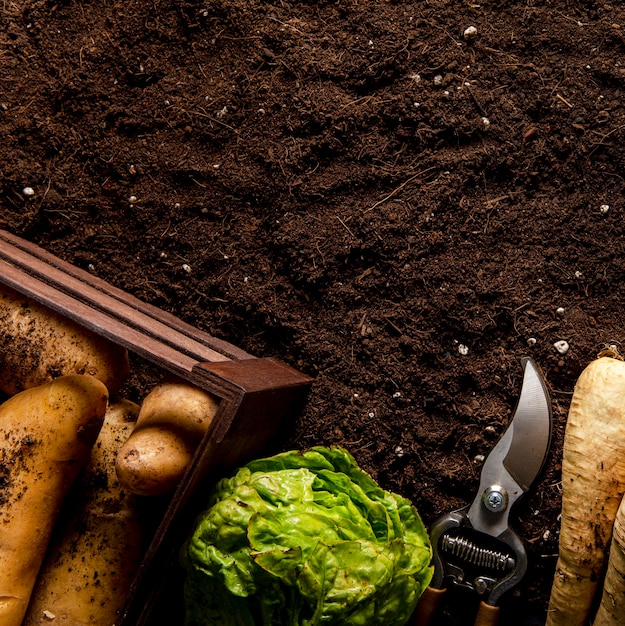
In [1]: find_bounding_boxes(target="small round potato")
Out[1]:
[115,378,220,496]
[116,427,196,496]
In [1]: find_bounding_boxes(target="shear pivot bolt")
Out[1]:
[483,487,508,512]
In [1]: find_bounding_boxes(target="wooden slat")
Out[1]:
[0,229,253,366]
[0,229,249,358]
[0,260,206,377]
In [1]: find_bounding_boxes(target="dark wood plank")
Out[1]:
[0,229,252,363]
[0,230,249,359]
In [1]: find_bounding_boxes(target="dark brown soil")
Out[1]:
[3,1,625,623]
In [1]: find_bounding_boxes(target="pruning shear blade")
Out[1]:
[414,357,552,626]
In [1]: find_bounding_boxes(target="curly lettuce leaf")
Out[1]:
[182,446,432,625]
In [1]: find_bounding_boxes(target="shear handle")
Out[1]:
[412,585,446,626]
[475,601,500,626]
[413,590,500,626]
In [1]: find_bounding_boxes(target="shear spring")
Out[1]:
[441,535,514,573]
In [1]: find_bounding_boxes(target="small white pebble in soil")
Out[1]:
[159,251,168,259]
[87,263,95,272]
[554,340,570,355]
[482,117,490,129]
[392,391,402,398]
[556,306,565,315]
[174,202,181,209]
[395,445,404,457]
[243,276,249,283]
[128,195,137,203]
[433,74,443,86]
[575,270,583,278]
[527,337,537,347]
[368,411,375,418]
[474,454,485,463]
[182,263,192,273]
[485,425,496,434]
[353,393,359,398]
[463,25,478,40]
[600,204,610,213]
[42,610,56,621]
[543,529,551,541]
[22,186,35,196]
[458,343,469,355]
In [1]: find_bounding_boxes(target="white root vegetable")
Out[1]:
[546,355,625,626]
[0,375,108,626]
[115,377,220,496]
[0,284,130,395]
[592,493,625,625]
[24,399,146,626]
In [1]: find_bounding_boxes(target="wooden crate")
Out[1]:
[0,229,313,625]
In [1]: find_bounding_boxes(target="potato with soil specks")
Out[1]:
[24,399,146,626]
[0,375,108,626]
[0,284,129,395]
[115,378,220,496]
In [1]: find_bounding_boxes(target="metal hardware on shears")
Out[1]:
[414,357,552,626]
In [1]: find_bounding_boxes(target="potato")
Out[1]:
[0,284,130,395]
[24,399,146,626]
[0,375,108,626]
[115,378,220,496]
[115,427,196,496]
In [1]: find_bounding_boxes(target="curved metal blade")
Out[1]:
[502,357,552,491]
[466,357,552,536]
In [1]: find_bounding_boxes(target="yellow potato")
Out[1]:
[115,378,220,496]
[115,426,196,496]
[0,375,108,626]
[0,284,130,395]
[24,399,146,626]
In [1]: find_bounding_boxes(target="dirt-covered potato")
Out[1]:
[115,378,220,496]
[0,375,108,626]
[0,284,130,395]
[24,399,147,626]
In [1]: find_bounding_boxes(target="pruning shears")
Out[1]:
[414,357,552,626]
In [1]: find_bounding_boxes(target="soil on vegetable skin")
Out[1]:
[2,0,625,623]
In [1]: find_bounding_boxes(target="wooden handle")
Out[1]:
[474,601,500,626]
[412,586,446,626]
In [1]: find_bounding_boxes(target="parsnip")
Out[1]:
[24,399,146,626]
[0,375,108,626]
[115,377,219,496]
[592,493,625,625]
[0,283,129,395]
[546,355,625,626]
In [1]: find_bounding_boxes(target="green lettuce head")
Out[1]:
[182,446,433,625]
